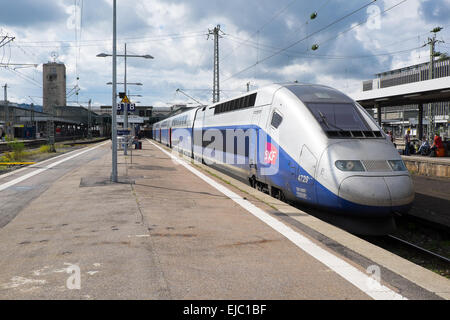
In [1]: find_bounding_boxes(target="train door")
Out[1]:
[192,106,206,161]
[297,145,317,203]
[249,109,262,176]
[169,128,172,148]
[191,107,201,158]
[159,128,161,143]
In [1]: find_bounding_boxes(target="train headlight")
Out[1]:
[388,160,407,171]
[335,160,365,172]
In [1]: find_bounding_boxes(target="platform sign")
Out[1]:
[117,129,131,136]
[121,95,130,104]
[116,115,145,123]
[128,115,144,123]
[116,102,136,112]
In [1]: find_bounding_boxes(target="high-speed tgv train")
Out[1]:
[153,83,414,233]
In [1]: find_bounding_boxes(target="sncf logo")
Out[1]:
[264,142,278,164]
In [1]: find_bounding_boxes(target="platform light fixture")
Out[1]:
[97,46,153,156]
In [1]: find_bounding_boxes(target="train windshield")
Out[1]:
[306,103,370,132]
[285,85,382,138]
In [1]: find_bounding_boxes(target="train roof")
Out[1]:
[207,82,353,108]
[154,83,354,126]
[282,83,354,104]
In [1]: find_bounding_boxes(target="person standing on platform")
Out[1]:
[404,129,411,156]
[429,132,444,157]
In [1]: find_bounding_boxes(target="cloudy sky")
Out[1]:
[0,0,449,109]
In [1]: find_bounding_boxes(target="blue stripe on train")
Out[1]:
[156,124,411,216]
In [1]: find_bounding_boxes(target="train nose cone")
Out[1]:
[338,175,414,214]
[339,176,391,207]
[384,175,415,207]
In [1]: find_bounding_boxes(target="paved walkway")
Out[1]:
[0,140,447,299]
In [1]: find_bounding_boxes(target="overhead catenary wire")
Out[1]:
[16,31,206,43]
[6,42,11,66]
[220,0,333,72]
[178,88,246,92]
[223,0,378,83]
[1,45,4,64]
[12,31,206,45]
[315,0,409,50]
[4,66,42,88]
[282,0,332,45]
[220,0,300,64]
[225,34,425,60]
[74,0,84,103]
[221,0,413,82]
[10,34,206,48]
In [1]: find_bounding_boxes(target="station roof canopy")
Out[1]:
[352,77,450,108]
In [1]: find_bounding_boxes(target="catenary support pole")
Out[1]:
[111,0,118,182]
[418,103,423,141]
[124,43,128,156]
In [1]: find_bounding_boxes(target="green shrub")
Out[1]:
[39,145,52,153]
[9,141,25,152]
[7,141,25,161]
[0,154,9,163]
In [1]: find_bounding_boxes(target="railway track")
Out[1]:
[286,199,450,277]
[361,216,450,278]
[0,136,103,152]
[0,139,47,152]
[387,234,450,264]
[200,159,449,277]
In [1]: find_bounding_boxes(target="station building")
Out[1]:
[0,102,110,140]
[95,103,194,138]
[43,62,66,114]
[1,60,111,141]
[359,59,450,141]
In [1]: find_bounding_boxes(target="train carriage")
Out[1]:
[152,83,414,234]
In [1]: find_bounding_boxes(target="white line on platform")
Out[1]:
[147,139,406,300]
[0,141,109,192]
[0,145,97,180]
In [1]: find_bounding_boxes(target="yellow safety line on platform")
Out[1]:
[0,162,36,165]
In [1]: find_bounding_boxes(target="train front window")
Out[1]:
[286,85,382,138]
[306,103,371,133]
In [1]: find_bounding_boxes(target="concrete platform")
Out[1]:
[402,155,450,178]
[409,174,450,229]
[0,139,448,300]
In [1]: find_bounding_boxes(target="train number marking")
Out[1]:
[297,175,310,184]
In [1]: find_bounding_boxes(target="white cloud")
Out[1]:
[1,0,449,108]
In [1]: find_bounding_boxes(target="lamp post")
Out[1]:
[97,45,153,155]
[106,82,142,153]
[111,0,118,182]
